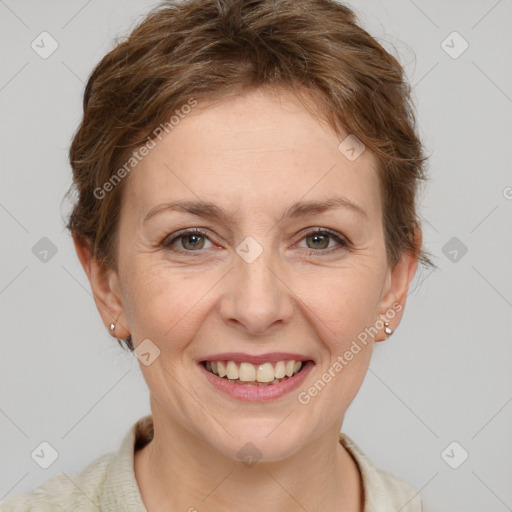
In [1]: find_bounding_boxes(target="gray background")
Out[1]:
[1,1,511,510]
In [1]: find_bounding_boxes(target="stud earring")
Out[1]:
[384,322,393,338]
[109,323,115,332]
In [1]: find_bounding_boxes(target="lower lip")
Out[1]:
[199,361,315,402]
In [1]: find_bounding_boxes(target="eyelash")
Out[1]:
[162,228,349,256]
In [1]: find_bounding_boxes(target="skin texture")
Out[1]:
[74,87,420,512]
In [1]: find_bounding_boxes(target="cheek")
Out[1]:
[311,277,378,407]
[121,261,204,347]
[308,265,383,347]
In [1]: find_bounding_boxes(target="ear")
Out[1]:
[375,227,421,341]
[72,234,131,339]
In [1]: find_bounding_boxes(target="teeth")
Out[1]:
[275,361,286,379]
[256,362,275,383]
[204,359,305,384]
[239,362,256,382]
[285,360,295,377]
[226,361,238,380]
[217,361,227,378]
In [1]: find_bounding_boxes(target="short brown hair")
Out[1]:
[66,0,434,300]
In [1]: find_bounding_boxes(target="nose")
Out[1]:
[218,249,294,336]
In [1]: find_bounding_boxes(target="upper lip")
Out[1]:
[199,352,314,365]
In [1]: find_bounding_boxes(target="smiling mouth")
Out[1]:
[201,359,311,386]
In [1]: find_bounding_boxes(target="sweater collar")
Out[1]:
[100,415,151,511]
[101,415,411,512]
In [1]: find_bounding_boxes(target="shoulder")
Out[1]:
[0,452,113,512]
[0,416,151,512]
[339,433,422,512]
[370,466,422,511]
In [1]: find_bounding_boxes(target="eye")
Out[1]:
[163,228,214,253]
[162,227,349,256]
[298,228,349,254]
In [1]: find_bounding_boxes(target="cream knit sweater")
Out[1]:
[1,415,422,511]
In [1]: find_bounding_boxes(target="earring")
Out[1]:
[384,322,393,338]
[109,323,115,332]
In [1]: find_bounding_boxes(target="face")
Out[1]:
[81,88,417,462]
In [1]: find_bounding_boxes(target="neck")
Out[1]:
[134,406,363,512]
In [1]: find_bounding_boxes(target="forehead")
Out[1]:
[123,88,382,223]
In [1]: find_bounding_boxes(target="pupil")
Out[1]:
[310,234,328,249]
[184,234,203,250]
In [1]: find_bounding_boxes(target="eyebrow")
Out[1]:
[143,196,368,224]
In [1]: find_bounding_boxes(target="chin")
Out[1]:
[204,420,307,464]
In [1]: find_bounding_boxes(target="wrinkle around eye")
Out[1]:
[157,228,356,262]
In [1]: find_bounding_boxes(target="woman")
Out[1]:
[1,0,434,510]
